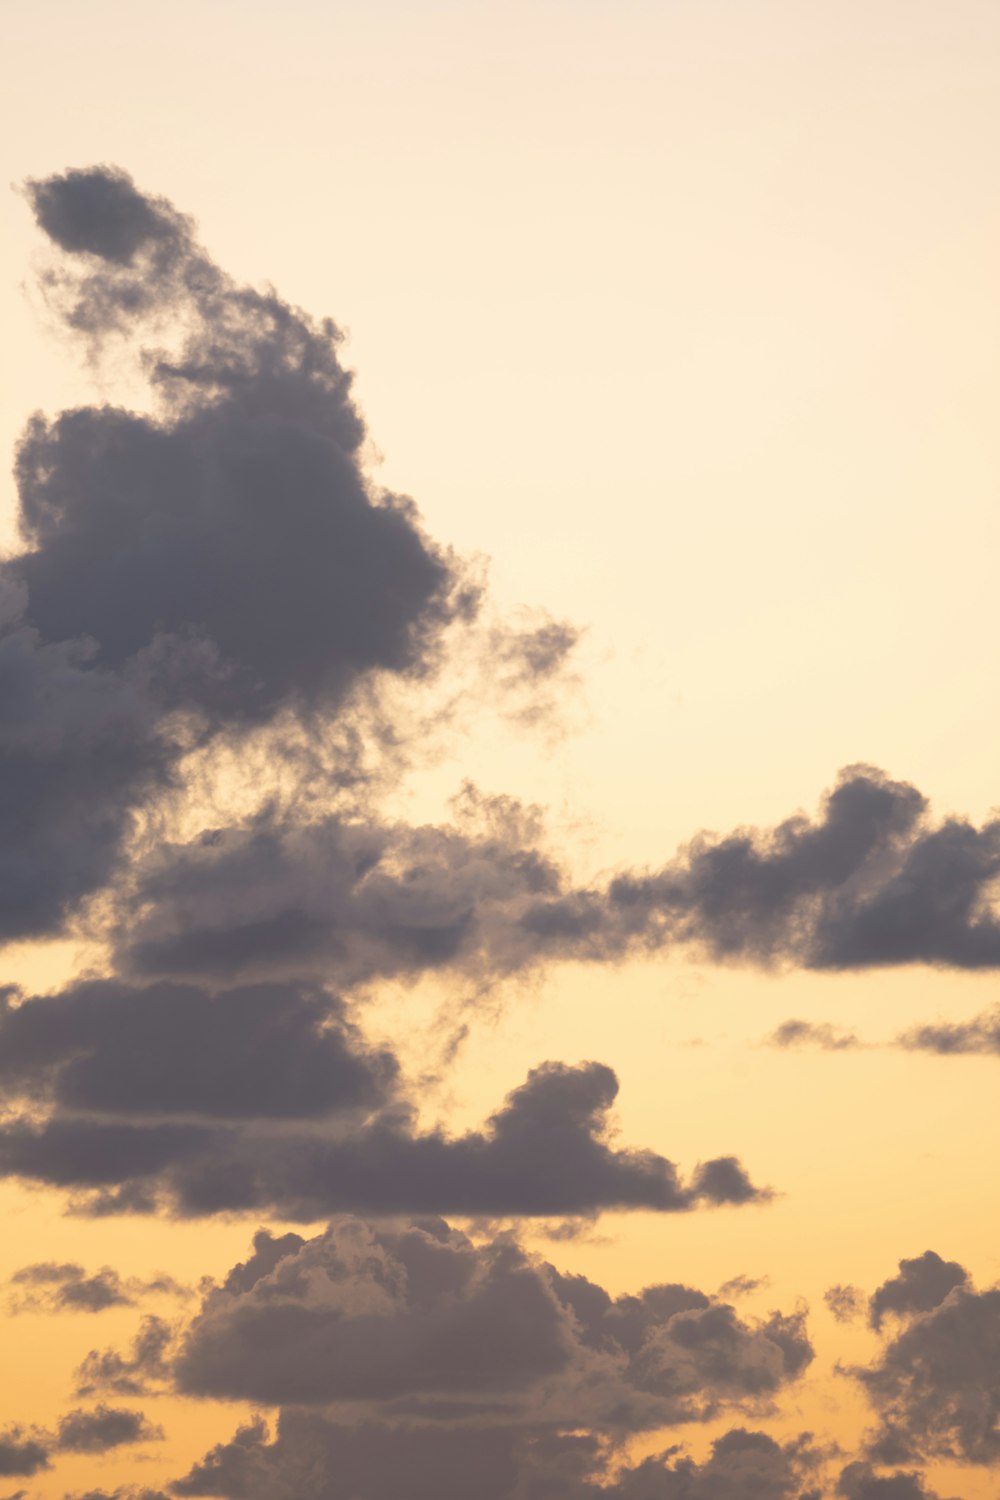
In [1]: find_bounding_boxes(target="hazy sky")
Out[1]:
[1,4,1000,1499]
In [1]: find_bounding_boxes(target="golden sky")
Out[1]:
[1,4,999,1498]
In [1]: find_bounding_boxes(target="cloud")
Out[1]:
[0,1056,767,1221]
[0,1431,48,1478]
[837,1462,959,1500]
[54,1404,162,1453]
[867,1252,968,1333]
[849,1256,1000,1466]
[0,918,766,1218]
[159,1215,813,1495]
[0,163,480,943]
[0,979,396,1120]
[601,764,1000,971]
[7,1260,185,1314]
[0,616,175,941]
[113,800,570,988]
[172,1415,823,1500]
[767,1020,861,1051]
[19,167,471,723]
[169,1218,809,1426]
[114,766,1000,1000]
[824,1285,865,1324]
[76,1316,173,1397]
[67,1493,172,1500]
[898,1006,1000,1055]
[66,1493,172,1500]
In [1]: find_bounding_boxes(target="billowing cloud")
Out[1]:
[20,166,471,724]
[68,1217,814,1498]
[114,766,1000,1001]
[169,1218,809,1426]
[850,1256,1000,1466]
[66,1492,171,1500]
[601,765,1000,972]
[8,164,986,1500]
[113,802,570,988]
[867,1252,968,1333]
[0,616,174,942]
[837,1462,959,1500]
[0,164,478,943]
[172,1414,824,1500]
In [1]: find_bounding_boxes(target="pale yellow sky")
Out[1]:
[1,3,999,1497]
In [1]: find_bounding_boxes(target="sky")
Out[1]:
[1,3,999,1498]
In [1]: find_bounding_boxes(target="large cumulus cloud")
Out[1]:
[167,1217,809,1424]
[172,1414,826,1500]
[19,167,470,721]
[1,164,474,942]
[66,1218,814,1500]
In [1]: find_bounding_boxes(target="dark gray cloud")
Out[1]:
[171,1218,809,1425]
[717,1274,769,1299]
[0,1057,766,1221]
[172,1414,823,1500]
[67,1492,172,1500]
[600,764,1000,971]
[145,1220,813,1498]
[0,164,476,942]
[54,1404,162,1453]
[0,979,395,1120]
[115,766,1000,1000]
[0,615,174,941]
[0,1406,158,1481]
[768,1020,861,1051]
[849,1259,1000,1466]
[0,1431,48,1478]
[68,1221,814,1500]
[19,167,470,722]
[9,1262,132,1312]
[867,1252,968,1333]
[28,166,187,271]
[899,1007,1000,1055]
[837,1462,959,1500]
[7,1260,184,1314]
[113,803,567,987]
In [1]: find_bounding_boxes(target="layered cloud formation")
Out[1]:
[3,165,996,1500]
[0,165,765,1235]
